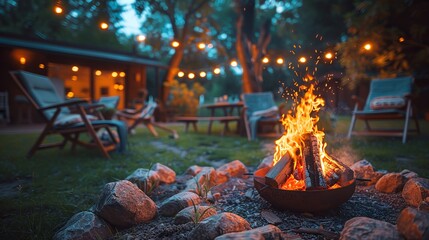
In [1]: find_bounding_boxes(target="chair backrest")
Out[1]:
[98,96,120,109]
[363,76,413,111]
[243,92,278,116]
[139,101,157,119]
[10,70,69,120]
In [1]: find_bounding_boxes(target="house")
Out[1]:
[0,32,167,124]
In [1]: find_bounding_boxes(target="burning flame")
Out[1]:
[273,84,339,190]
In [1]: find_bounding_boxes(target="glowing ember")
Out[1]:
[273,84,342,191]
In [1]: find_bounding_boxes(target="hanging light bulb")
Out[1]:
[111,72,118,77]
[72,66,79,72]
[188,73,195,79]
[213,67,221,74]
[119,72,126,77]
[230,60,238,67]
[197,43,206,50]
[363,43,372,51]
[276,57,284,64]
[199,71,206,77]
[19,57,26,65]
[136,35,146,42]
[171,41,180,48]
[54,0,63,14]
[95,70,102,76]
[324,52,333,60]
[177,71,185,77]
[298,57,307,63]
[100,22,109,30]
[262,57,269,63]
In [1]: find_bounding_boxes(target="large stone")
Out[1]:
[215,224,283,240]
[174,205,217,224]
[397,207,429,240]
[350,160,381,186]
[418,198,429,212]
[53,211,113,240]
[400,169,419,179]
[189,212,251,240]
[340,217,400,240]
[185,165,204,176]
[94,180,157,229]
[184,167,218,195]
[151,163,176,184]
[257,155,274,170]
[159,191,201,217]
[375,173,407,193]
[402,178,429,207]
[125,168,160,193]
[216,160,248,184]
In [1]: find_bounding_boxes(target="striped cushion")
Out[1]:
[370,96,405,110]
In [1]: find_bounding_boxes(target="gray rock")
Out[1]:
[125,168,160,193]
[94,180,157,229]
[185,165,204,176]
[189,212,251,240]
[340,217,400,240]
[215,224,283,240]
[53,211,113,240]
[151,163,176,184]
[418,198,429,212]
[375,173,407,193]
[174,205,217,224]
[400,169,419,179]
[350,160,379,186]
[159,191,201,217]
[397,207,429,240]
[216,160,248,184]
[402,178,429,207]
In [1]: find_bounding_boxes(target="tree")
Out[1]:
[133,0,212,103]
[235,0,272,93]
[337,0,429,87]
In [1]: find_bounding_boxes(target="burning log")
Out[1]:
[302,133,327,190]
[322,157,343,187]
[265,152,293,188]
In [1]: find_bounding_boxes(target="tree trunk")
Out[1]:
[235,1,271,93]
[161,45,185,103]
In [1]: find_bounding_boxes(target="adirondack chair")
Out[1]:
[116,101,179,139]
[10,70,128,158]
[347,76,420,143]
[242,92,281,140]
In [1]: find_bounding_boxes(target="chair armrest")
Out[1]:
[39,99,88,111]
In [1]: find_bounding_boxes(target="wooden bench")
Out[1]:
[175,116,241,135]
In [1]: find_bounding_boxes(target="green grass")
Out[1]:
[0,118,428,239]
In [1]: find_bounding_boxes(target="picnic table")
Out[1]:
[175,101,243,135]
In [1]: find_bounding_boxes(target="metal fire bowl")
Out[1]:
[254,167,356,212]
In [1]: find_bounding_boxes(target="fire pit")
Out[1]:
[254,84,356,212]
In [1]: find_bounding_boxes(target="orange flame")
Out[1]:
[273,84,338,190]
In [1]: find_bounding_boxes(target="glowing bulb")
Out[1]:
[111,72,118,77]
[177,71,185,77]
[398,37,405,43]
[71,75,78,81]
[100,22,109,30]
[118,85,124,91]
[119,72,126,77]
[39,64,45,69]
[19,57,26,65]
[171,41,180,48]
[95,70,102,76]
[298,57,307,63]
[363,43,372,51]
[324,52,333,59]
[199,71,206,77]
[197,43,206,50]
[66,91,74,98]
[71,66,79,72]
[213,67,221,74]
[262,57,269,63]
[54,6,63,14]
[276,58,284,64]
[230,60,238,67]
[188,73,195,79]
[136,35,146,42]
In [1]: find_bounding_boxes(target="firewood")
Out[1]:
[322,157,343,187]
[265,152,293,188]
[302,133,327,190]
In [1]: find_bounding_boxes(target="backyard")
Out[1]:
[0,116,428,239]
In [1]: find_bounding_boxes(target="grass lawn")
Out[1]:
[0,117,428,239]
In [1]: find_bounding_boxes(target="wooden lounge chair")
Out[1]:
[97,95,120,109]
[116,101,179,139]
[347,76,420,143]
[242,92,281,140]
[10,70,128,158]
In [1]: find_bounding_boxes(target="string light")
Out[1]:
[39,63,45,69]
[100,22,109,30]
[112,71,118,77]
[71,75,78,81]
[398,37,405,43]
[324,52,333,60]
[197,43,206,50]
[262,57,269,63]
[298,57,307,63]
[363,43,372,51]
[230,60,238,67]
[199,71,206,77]
[95,70,102,76]
[71,66,79,72]
[19,57,26,65]
[54,0,63,14]
[66,91,74,98]
[276,57,284,64]
[171,41,180,48]
[177,71,185,77]
[136,35,146,42]
[119,72,126,77]
[213,67,221,74]
[188,73,195,79]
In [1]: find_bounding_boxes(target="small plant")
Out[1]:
[190,199,216,224]
[193,173,213,200]
[137,164,159,196]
